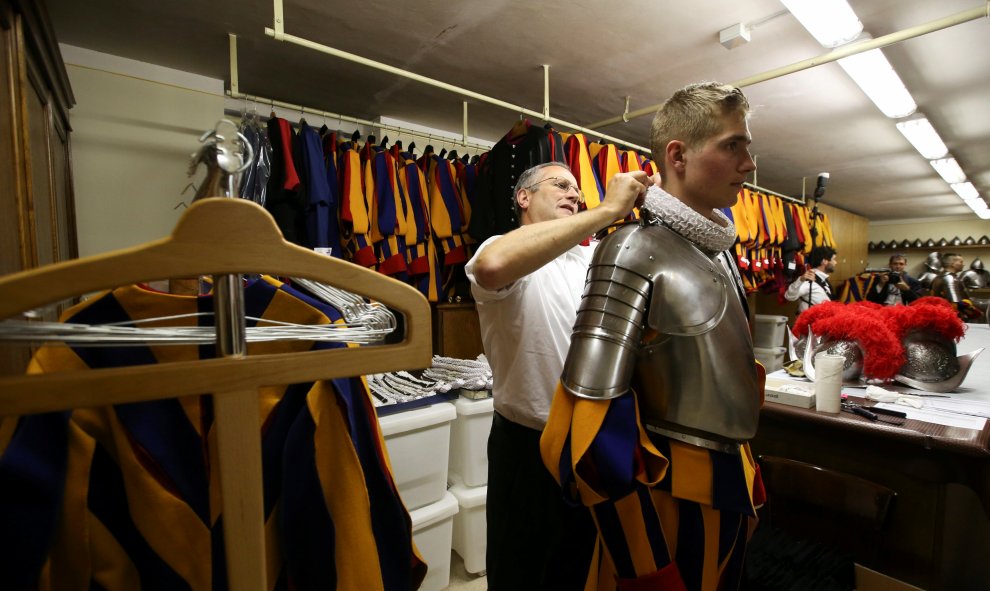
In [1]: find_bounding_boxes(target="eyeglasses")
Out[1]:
[525,176,585,204]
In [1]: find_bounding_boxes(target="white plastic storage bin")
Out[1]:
[753,314,789,349]
[448,395,494,487]
[378,402,457,510]
[449,474,488,575]
[754,346,787,373]
[410,491,459,591]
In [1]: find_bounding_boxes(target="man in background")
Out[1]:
[785,246,837,313]
[931,252,982,320]
[466,161,651,589]
[866,253,922,305]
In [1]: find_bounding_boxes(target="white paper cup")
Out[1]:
[814,353,844,413]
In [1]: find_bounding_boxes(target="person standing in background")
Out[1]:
[785,246,837,313]
[866,253,923,305]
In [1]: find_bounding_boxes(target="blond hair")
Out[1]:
[650,82,751,171]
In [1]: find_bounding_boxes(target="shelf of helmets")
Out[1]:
[868,236,990,251]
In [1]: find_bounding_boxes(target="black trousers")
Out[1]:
[486,412,597,591]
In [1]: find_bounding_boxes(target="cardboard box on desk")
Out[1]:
[855,564,924,591]
[764,376,815,409]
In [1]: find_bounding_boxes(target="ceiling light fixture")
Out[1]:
[779,0,863,47]
[930,158,967,184]
[837,49,917,118]
[966,199,988,215]
[951,182,980,201]
[895,116,948,160]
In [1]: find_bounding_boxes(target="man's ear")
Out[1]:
[516,189,530,211]
[666,140,687,173]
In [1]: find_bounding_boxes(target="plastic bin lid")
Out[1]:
[378,402,457,437]
[409,491,459,530]
[453,396,494,416]
[754,314,788,324]
[448,474,487,508]
[753,346,787,354]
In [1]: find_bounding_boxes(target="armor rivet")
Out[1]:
[649,255,654,260]
[625,245,630,249]
[647,273,653,278]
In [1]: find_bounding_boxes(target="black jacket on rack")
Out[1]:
[468,120,565,243]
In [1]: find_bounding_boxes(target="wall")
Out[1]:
[61,45,496,260]
[60,45,225,257]
[867,217,990,278]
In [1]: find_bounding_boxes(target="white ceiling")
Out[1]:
[46,0,990,223]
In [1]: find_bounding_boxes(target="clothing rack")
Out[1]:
[224,93,495,154]
[742,181,805,206]
[0,197,432,591]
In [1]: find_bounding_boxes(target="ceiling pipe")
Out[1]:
[262,6,650,151]
[228,35,493,152]
[586,4,988,129]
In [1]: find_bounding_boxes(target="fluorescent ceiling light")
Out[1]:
[838,49,917,118]
[896,117,948,160]
[930,158,967,184]
[951,182,980,201]
[780,0,863,47]
[975,209,990,220]
[966,198,988,212]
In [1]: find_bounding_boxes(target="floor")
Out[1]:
[445,550,487,590]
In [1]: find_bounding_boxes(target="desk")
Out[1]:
[752,324,990,591]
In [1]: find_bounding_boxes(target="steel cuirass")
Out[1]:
[931,271,967,304]
[561,222,760,450]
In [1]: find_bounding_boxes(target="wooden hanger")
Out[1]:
[0,197,432,591]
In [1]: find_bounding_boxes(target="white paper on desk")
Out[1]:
[873,403,988,430]
[922,397,990,419]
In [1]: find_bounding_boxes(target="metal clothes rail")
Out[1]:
[227,34,493,153]
[743,182,805,206]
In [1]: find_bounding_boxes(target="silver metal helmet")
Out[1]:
[894,329,984,393]
[924,251,942,272]
[800,330,865,383]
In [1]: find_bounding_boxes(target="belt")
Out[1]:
[645,423,742,455]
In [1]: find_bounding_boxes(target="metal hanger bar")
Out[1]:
[261,16,651,152]
[586,4,988,129]
[742,182,805,205]
[224,93,492,152]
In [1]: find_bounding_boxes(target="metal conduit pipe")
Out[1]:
[263,27,651,152]
[586,4,989,129]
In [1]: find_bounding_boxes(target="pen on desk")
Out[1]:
[869,406,907,419]
[841,404,878,421]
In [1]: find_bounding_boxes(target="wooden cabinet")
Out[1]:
[0,0,75,375]
[432,303,484,359]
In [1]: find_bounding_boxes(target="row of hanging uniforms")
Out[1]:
[244,116,657,302]
[468,119,657,244]
[720,187,836,300]
[241,115,477,303]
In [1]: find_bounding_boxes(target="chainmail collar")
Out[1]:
[640,186,737,256]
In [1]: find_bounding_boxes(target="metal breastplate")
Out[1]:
[561,223,760,449]
[931,272,967,303]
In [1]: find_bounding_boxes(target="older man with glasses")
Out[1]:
[466,161,652,589]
